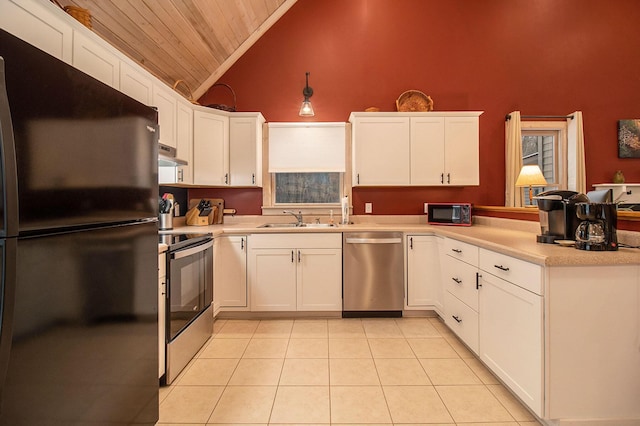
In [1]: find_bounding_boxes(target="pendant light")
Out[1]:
[299,71,315,117]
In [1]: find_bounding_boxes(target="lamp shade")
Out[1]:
[299,100,314,116]
[515,165,548,187]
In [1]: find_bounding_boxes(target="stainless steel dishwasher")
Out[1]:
[342,232,404,317]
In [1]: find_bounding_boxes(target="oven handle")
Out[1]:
[171,239,213,259]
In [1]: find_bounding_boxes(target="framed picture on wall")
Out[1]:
[618,119,640,158]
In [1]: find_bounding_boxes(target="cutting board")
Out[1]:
[188,198,224,224]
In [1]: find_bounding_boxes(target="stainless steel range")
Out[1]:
[159,232,214,384]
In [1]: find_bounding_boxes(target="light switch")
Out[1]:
[365,202,372,213]
[424,203,428,213]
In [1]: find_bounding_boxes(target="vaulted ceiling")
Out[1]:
[54,0,296,99]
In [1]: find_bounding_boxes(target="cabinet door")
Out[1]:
[214,236,247,308]
[406,235,442,310]
[153,85,178,149]
[479,272,543,417]
[410,117,445,185]
[250,249,297,311]
[72,31,120,88]
[120,61,152,105]
[0,0,73,63]
[297,248,342,311]
[230,116,261,186]
[176,101,193,184]
[445,116,479,185]
[193,110,229,185]
[352,117,410,185]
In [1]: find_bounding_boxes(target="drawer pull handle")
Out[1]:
[452,277,462,284]
[476,272,482,289]
[451,248,462,254]
[452,315,462,323]
[494,264,510,271]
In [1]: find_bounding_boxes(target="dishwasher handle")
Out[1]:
[345,237,402,244]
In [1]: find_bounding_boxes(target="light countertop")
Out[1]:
[161,216,639,267]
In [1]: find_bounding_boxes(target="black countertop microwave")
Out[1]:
[427,203,472,226]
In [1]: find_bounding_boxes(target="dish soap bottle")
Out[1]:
[341,196,349,225]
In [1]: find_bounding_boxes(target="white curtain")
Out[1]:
[505,111,524,207]
[567,111,586,193]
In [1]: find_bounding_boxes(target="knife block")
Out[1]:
[185,205,214,226]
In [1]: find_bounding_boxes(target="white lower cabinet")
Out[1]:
[546,265,640,420]
[405,235,443,313]
[158,252,166,379]
[478,270,543,417]
[441,238,480,354]
[249,234,342,312]
[214,236,248,313]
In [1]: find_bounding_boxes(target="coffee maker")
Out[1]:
[535,190,589,243]
[574,203,618,251]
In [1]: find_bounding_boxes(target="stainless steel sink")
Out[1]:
[257,223,300,228]
[257,223,338,228]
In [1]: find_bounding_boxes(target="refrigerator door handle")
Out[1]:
[0,57,19,238]
[0,238,17,400]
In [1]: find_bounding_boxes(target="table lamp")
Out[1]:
[515,165,548,206]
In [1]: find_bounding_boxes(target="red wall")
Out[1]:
[198,0,640,216]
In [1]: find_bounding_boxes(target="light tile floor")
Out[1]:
[158,317,542,425]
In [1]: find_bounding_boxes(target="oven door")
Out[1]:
[167,239,213,341]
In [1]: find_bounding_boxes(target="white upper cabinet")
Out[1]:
[175,99,194,183]
[444,115,480,185]
[0,0,73,63]
[71,30,120,88]
[153,84,178,149]
[193,108,229,186]
[230,113,265,186]
[120,61,153,105]
[351,116,410,185]
[350,112,482,186]
[410,116,446,185]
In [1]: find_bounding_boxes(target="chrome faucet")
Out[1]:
[283,210,303,226]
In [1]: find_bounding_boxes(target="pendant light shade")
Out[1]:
[299,71,314,117]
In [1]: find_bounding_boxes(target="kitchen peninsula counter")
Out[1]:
[168,216,640,267]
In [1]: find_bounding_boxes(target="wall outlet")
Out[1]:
[365,202,373,214]
[424,203,428,214]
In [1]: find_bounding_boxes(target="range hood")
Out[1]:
[158,143,187,166]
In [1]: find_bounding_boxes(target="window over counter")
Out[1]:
[262,122,351,214]
[274,173,341,204]
[521,121,567,203]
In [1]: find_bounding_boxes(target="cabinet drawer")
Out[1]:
[444,238,479,266]
[443,256,479,311]
[444,291,479,354]
[250,233,341,249]
[479,249,542,295]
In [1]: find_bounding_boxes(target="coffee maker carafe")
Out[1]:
[535,190,589,243]
[574,203,618,251]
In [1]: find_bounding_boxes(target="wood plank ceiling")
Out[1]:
[54,0,295,99]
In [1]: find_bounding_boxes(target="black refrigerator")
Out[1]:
[0,29,159,424]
